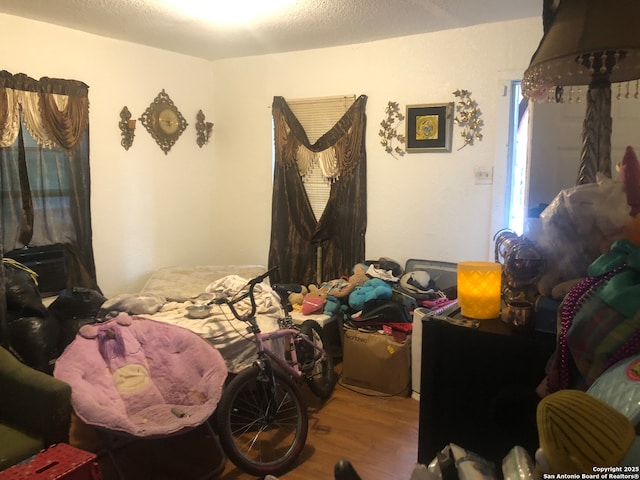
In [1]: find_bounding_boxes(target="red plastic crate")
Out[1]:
[0,443,102,480]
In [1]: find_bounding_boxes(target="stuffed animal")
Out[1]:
[323,295,341,315]
[348,263,370,288]
[297,263,376,315]
[288,285,308,310]
[348,277,393,311]
[301,285,326,315]
[320,278,355,299]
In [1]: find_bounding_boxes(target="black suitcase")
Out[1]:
[5,244,67,296]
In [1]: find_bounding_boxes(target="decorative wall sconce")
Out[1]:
[378,101,405,158]
[119,106,136,150]
[452,89,484,150]
[195,110,214,148]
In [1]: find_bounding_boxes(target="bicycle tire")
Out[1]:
[214,363,308,477]
[299,319,336,400]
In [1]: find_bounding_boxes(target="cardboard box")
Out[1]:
[342,328,411,396]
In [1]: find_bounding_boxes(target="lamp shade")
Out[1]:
[457,261,502,320]
[523,0,640,101]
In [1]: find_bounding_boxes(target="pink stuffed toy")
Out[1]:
[302,285,326,315]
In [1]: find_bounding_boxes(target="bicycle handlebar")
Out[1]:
[213,266,279,321]
[248,266,277,287]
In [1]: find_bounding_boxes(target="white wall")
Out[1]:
[529,96,640,210]
[209,18,543,271]
[0,13,543,296]
[0,13,217,296]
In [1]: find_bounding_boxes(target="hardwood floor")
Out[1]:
[80,362,420,480]
[218,364,420,480]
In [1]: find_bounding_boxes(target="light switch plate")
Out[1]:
[474,166,493,185]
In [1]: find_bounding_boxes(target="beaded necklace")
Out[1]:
[555,264,627,391]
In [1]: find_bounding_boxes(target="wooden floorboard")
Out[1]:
[218,363,420,480]
[77,362,420,480]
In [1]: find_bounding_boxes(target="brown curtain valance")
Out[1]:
[272,95,364,182]
[0,70,98,293]
[0,70,89,150]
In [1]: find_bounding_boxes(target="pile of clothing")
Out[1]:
[288,257,457,339]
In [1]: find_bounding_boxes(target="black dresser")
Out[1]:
[418,317,556,464]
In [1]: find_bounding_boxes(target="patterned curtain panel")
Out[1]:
[268,95,367,285]
[0,70,98,292]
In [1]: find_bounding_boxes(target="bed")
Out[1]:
[97,265,286,374]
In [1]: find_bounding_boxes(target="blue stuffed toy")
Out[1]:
[348,278,393,311]
[323,295,341,315]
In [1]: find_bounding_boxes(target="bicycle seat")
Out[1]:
[273,284,302,314]
[273,283,302,295]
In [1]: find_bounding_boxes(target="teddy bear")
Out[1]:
[296,263,376,315]
[347,263,370,289]
[298,287,345,316]
[288,285,308,311]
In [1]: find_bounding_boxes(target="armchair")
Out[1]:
[0,346,72,471]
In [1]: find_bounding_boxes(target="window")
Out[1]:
[506,81,529,235]
[269,95,367,285]
[2,122,76,248]
[286,95,355,221]
[0,71,98,292]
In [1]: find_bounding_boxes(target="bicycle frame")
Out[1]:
[243,320,325,424]
[248,320,327,381]
[213,266,328,382]
[212,267,333,476]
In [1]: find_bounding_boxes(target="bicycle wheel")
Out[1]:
[214,364,308,477]
[298,319,335,400]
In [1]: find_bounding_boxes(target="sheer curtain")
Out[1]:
[0,71,98,292]
[268,95,368,285]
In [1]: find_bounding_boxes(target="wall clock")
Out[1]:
[139,89,188,154]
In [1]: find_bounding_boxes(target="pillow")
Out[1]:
[141,265,266,302]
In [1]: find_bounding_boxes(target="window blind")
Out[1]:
[287,95,355,220]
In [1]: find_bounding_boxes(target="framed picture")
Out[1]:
[405,102,454,153]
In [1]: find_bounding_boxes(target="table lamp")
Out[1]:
[457,261,502,319]
[522,0,640,185]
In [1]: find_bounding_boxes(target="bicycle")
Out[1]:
[211,266,336,477]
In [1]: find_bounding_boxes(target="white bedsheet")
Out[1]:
[141,264,268,302]
[101,266,285,373]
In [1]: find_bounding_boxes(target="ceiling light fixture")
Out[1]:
[164,0,297,25]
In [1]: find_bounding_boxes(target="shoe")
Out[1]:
[334,459,362,480]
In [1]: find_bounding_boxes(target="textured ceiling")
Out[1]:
[0,0,542,61]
